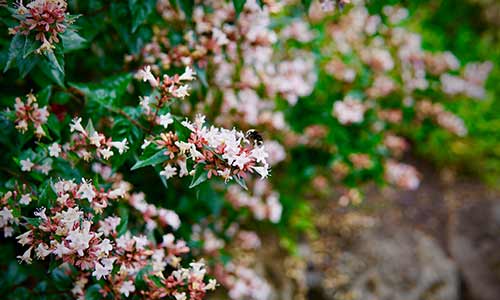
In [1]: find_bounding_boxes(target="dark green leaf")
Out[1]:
[36,85,52,106]
[61,30,87,52]
[129,0,156,33]
[233,0,246,17]
[178,0,194,19]
[131,149,169,170]
[302,0,312,10]
[85,284,102,300]
[38,53,65,86]
[189,164,208,188]
[23,217,41,227]
[234,175,248,190]
[69,73,133,109]
[4,34,23,73]
[117,205,129,236]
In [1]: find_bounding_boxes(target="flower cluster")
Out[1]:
[10,92,49,138]
[226,180,282,223]
[66,117,129,161]
[7,177,216,299]
[9,0,70,53]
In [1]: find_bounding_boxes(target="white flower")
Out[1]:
[0,207,14,225]
[70,117,86,134]
[250,146,269,164]
[111,138,129,154]
[170,84,190,98]
[141,139,152,149]
[92,261,110,280]
[77,179,96,201]
[133,235,149,250]
[332,96,365,125]
[205,278,217,291]
[89,131,102,147]
[159,164,177,179]
[233,153,251,170]
[20,159,35,172]
[99,147,114,160]
[119,281,136,297]
[19,194,31,205]
[66,221,93,256]
[159,209,181,230]
[173,292,187,300]
[38,162,52,175]
[96,238,113,256]
[52,241,71,257]
[16,230,32,246]
[35,243,52,259]
[158,113,174,129]
[101,257,116,271]
[252,165,270,179]
[177,159,189,177]
[17,246,33,264]
[179,66,196,81]
[48,143,61,157]
[137,65,159,87]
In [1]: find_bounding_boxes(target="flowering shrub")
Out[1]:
[0,0,495,299]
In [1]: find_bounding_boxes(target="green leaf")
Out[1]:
[302,0,312,11]
[61,30,87,52]
[23,217,41,227]
[117,205,129,236]
[51,267,72,291]
[69,73,133,109]
[38,52,65,86]
[189,164,208,188]
[85,284,102,300]
[234,175,248,190]
[22,36,38,59]
[129,0,156,33]
[131,149,169,170]
[233,0,246,17]
[4,34,23,73]
[36,85,52,106]
[178,0,194,19]
[45,51,64,73]
[194,65,208,87]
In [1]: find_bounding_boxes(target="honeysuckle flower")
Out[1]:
[19,194,31,205]
[92,261,110,280]
[141,139,152,149]
[37,161,52,175]
[89,131,102,147]
[160,164,177,179]
[136,65,159,87]
[173,292,187,300]
[77,179,96,201]
[98,147,114,160]
[119,281,136,297]
[170,84,190,98]
[178,66,196,81]
[35,243,52,259]
[66,221,93,256]
[70,117,85,134]
[48,143,61,157]
[332,96,366,125]
[111,138,129,154]
[16,230,33,246]
[20,159,35,172]
[17,246,33,264]
[158,113,174,128]
[52,241,72,257]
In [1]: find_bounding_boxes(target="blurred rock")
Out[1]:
[449,197,500,300]
[308,225,458,300]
